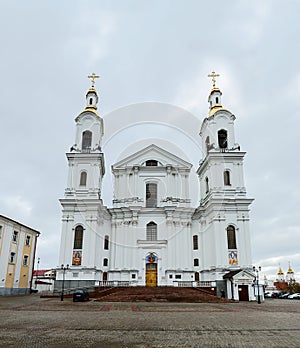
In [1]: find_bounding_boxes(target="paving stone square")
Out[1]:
[0,295,300,347]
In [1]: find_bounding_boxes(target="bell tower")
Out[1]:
[58,73,107,272]
[194,72,254,283]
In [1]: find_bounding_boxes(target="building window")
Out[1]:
[146,221,157,241]
[80,171,87,186]
[23,255,29,266]
[216,97,219,104]
[175,274,181,279]
[10,252,16,264]
[194,258,199,267]
[104,235,109,250]
[146,183,157,207]
[25,235,31,246]
[193,235,198,250]
[73,225,84,249]
[103,258,108,267]
[227,225,237,249]
[205,177,209,194]
[224,170,231,186]
[146,160,158,166]
[82,130,92,151]
[218,129,228,149]
[12,231,18,243]
[169,274,173,279]
[131,274,136,279]
[89,97,93,105]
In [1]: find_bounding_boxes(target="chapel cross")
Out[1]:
[88,72,100,88]
[208,71,220,88]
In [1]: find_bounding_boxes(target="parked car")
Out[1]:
[287,293,300,299]
[73,289,89,302]
[280,293,292,299]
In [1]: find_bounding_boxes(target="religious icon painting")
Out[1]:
[72,250,82,265]
[228,251,238,265]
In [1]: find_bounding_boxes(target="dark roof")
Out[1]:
[223,270,244,279]
[0,215,40,234]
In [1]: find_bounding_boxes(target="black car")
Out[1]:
[73,289,89,302]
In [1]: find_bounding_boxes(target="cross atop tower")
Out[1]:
[208,71,220,88]
[88,72,100,89]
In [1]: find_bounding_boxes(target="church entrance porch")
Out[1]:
[146,263,157,287]
[238,285,249,301]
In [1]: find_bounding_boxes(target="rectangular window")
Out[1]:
[104,236,109,250]
[131,274,136,279]
[23,255,29,266]
[175,274,181,279]
[146,183,157,207]
[194,258,199,267]
[25,235,31,246]
[12,231,18,243]
[10,252,16,264]
[193,235,198,250]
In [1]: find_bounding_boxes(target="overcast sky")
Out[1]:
[0,0,299,281]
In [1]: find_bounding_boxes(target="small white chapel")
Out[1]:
[56,72,257,301]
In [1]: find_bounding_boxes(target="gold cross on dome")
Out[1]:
[88,72,100,88]
[208,71,220,88]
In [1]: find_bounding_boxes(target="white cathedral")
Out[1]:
[57,73,257,301]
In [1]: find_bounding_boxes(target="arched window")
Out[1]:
[146,221,157,241]
[82,130,92,151]
[194,258,199,267]
[193,235,198,250]
[205,177,209,194]
[216,97,219,104]
[146,183,157,207]
[103,258,108,266]
[104,235,109,250]
[146,160,158,166]
[80,171,87,186]
[74,225,83,249]
[218,129,228,149]
[224,170,231,186]
[227,225,237,249]
[89,97,93,105]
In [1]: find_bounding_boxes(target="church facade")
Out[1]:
[57,74,256,301]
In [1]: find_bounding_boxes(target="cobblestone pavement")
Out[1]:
[0,295,300,347]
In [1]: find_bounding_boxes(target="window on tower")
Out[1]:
[146,221,157,241]
[224,170,231,186]
[218,129,228,149]
[194,258,199,267]
[103,258,108,266]
[193,235,198,250]
[80,171,87,186]
[104,235,109,250]
[227,225,237,249]
[146,183,157,207]
[74,225,84,249]
[205,177,209,194]
[82,130,92,152]
[89,97,93,105]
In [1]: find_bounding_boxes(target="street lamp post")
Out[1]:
[253,266,262,304]
[60,264,69,301]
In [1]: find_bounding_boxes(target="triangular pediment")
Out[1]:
[223,269,255,281]
[112,144,192,170]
